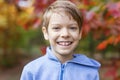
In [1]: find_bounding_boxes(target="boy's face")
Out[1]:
[42,12,82,60]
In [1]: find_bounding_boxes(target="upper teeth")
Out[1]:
[58,41,72,46]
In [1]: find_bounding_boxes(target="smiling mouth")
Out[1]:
[57,41,73,46]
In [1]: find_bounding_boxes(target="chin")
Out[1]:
[58,50,73,55]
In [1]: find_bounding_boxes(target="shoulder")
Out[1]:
[23,55,47,73]
[72,54,101,68]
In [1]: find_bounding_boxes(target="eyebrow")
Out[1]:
[51,22,78,25]
[69,23,78,25]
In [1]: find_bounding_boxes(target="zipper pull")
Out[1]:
[60,64,65,80]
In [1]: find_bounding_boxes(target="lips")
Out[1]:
[57,41,72,46]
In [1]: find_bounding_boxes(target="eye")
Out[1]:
[69,26,78,30]
[52,26,61,31]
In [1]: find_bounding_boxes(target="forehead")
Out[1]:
[49,12,76,24]
[51,8,73,18]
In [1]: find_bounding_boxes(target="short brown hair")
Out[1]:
[41,0,83,30]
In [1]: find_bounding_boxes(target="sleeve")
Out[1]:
[20,66,33,80]
[93,70,100,80]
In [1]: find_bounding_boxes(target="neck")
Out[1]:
[55,53,73,64]
[50,46,73,63]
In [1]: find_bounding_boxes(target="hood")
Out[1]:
[70,54,101,68]
[46,47,101,68]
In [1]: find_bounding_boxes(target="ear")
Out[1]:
[42,27,49,40]
[79,28,83,40]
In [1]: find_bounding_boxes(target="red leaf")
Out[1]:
[106,2,120,18]
[82,24,90,37]
[83,0,90,5]
[114,35,120,45]
[40,46,47,55]
[104,67,117,78]
[96,41,107,50]
[107,36,114,44]
[34,0,55,13]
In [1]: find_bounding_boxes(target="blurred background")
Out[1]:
[0,0,120,80]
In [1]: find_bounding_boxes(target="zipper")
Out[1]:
[60,64,65,80]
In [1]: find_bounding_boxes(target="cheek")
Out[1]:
[48,33,57,41]
[72,32,81,40]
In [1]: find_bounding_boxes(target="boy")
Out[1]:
[20,0,101,80]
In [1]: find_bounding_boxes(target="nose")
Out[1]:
[60,28,70,38]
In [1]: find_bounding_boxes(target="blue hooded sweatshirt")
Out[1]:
[20,47,101,80]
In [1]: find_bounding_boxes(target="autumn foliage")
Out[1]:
[0,0,120,67]
[34,0,120,52]
[74,0,120,51]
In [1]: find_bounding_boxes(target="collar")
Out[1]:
[46,47,101,68]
